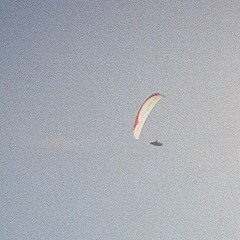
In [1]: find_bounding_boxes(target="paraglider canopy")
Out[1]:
[133,93,164,140]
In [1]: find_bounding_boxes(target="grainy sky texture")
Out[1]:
[1,1,240,239]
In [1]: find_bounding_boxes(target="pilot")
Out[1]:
[150,139,163,146]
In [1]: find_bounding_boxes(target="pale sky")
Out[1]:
[1,1,240,239]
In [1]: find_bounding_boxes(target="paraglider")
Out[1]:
[133,93,164,146]
[150,140,163,146]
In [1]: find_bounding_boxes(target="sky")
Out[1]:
[1,1,240,239]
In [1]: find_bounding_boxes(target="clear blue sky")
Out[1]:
[1,1,240,239]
